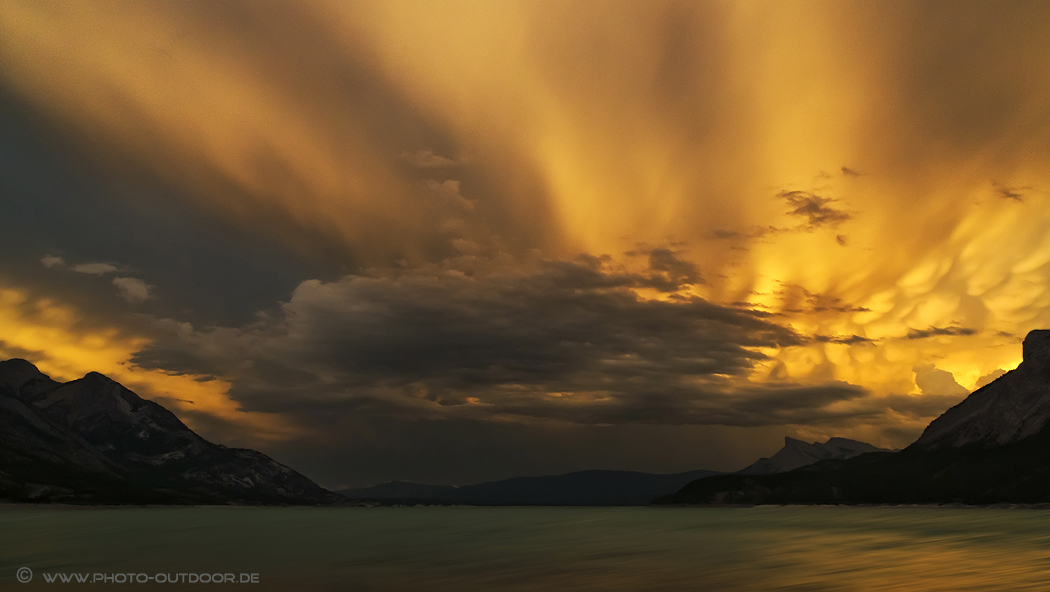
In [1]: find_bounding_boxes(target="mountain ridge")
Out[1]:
[657,329,1050,506]
[339,468,723,506]
[735,436,891,475]
[337,435,890,506]
[914,330,1050,449]
[0,359,341,505]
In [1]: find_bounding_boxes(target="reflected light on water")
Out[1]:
[2,506,1050,591]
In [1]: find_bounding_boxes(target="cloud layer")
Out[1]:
[133,256,875,431]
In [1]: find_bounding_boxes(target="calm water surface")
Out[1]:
[2,505,1050,591]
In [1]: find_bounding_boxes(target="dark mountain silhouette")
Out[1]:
[0,359,341,505]
[340,435,888,506]
[735,437,891,475]
[657,330,1050,506]
[340,469,722,506]
[340,481,459,501]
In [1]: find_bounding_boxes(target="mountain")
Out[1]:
[735,437,890,475]
[340,481,459,501]
[340,469,722,506]
[656,330,1050,506]
[914,329,1050,449]
[0,359,341,505]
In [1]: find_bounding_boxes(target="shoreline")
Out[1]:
[5,501,1050,510]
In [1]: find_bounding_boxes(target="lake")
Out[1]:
[3,505,1050,590]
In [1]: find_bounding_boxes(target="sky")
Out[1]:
[2,0,1050,488]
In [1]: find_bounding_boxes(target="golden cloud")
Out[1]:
[2,1,1050,448]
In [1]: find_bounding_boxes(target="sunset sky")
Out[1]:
[2,0,1050,488]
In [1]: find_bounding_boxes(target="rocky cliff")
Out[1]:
[914,330,1050,449]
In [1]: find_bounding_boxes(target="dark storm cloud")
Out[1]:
[708,191,853,246]
[131,255,872,429]
[905,326,978,340]
[774,284,870,315]
[992,182,1027,201]
[778,190,851,229]
[706,225,785,242]
[624,246,703,291]
[880,393,968,420]
[812,334,875,346]
[0,91,330,328]
[709,228,743,240]
[0,0,565,272]
[729,383,873,425]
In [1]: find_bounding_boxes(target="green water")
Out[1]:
[2,505,1050,591]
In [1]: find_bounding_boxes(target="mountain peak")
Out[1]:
[0,358,44,374]
[915,329,1050,450]
[0,358,340,505]
[825,437,863,445]
[0,358,48,383]
[1020,330,1050,375]
[81,371,114,383]
[0,358,58,399]
[736,436,888,475]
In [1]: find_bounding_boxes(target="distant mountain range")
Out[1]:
[0,359,341,505]
[657,330,1050,506]
[338,469,722,506]
[735,437,891,475]
[338,437,888,505]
